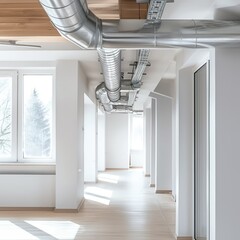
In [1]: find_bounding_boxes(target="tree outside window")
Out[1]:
[0,77,12,157]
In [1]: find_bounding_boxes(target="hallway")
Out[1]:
[0,169,176,240]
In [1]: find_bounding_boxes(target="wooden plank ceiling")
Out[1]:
[0,0,148,37]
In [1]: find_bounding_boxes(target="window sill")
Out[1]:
[0,163,56,175]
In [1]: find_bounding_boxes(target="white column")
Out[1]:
[176,67,193,237]
[97,110,106,172]
[210,48,240,240]
[55,60,85,210]
[143,106,151,176]
[172,79,177,200]
[150,93,172,193]
[150,99,156,187]
[84,95,97,182]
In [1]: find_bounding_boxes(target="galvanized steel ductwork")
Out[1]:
[39,0,240,50]
[97,48,121,102]
[40,0,240,112]
[95,83,113,112]
[39,0,100,49]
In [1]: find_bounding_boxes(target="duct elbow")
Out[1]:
[39,0,101,49]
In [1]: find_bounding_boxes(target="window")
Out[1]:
[130,115,144,151]
[0,70,55,163]
[0,71,17,161]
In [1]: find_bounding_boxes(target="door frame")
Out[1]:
[193,61,210,240]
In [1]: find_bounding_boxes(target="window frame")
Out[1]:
[0,69,55,164]
[18,69,56,163]
[0,71,18,163]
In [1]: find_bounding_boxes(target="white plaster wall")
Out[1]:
[176,66,193,237]
[84,95,97,182]
[154,78,176,197]
[0,175,55,207]
[175,49,210,238]
[171,78,177,200]
[105,114,129,169]
[154,78,175,98]
[143,107,151,175]
[77,63,86,207]
[155,95,172,191]
[56,60,85,210]
[150,99,156,187]
[211,48,240,240]
[97,110,106,172]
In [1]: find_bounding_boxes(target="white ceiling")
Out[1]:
[0,0,239,111]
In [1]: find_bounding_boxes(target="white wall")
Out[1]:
[150,99,156,187]
[55,60,85,210]
[155,94,172,192]
[175,49,210,238]
[154,78,176,196]
[0,175,55,208]
[143,107,151,175]
[105,113,129,169]
[210,48,240,240]
[176,66,194,238]
[97,110,106,172]
[84,94,97,182]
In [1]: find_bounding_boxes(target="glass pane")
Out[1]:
[23,75,53,159]
[0,77,12,158]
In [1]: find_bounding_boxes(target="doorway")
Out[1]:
[194,63,210,240]
[129,114,144,168]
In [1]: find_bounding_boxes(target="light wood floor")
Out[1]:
[0,169,176,240]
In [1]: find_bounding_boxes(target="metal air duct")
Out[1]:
[95,83,113,112]
[39,0,240,49]
[39,0,100,49]
[97,48,121,102]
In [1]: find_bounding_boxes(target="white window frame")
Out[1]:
[0,69,55,163]
[18,69,56,163]
[0,71,18,163]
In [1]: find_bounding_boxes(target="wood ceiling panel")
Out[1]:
[87,0,119,19]
[0,3,41,8]
[0,0,148,37]
[119,0,148,19]
[0,0,58,36]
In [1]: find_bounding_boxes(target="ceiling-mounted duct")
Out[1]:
[39,0,100,49]
[39,0,240,49]
[95,84,113,112]
[97,48,121,102]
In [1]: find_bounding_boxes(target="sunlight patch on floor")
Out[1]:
[84,193,110,205]
[85,187,112,198]
[0,221,38,240]
[84,186,113,205]
[98,173,119,184]
[25,221,80,240]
